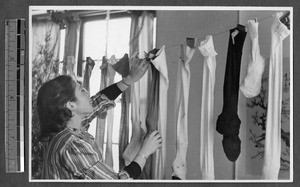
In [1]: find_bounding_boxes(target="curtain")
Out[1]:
[123,11,155,179]
[32,20,61,82]
[31,19,61,179]
[129,13,140,57]
[62,16,81,77]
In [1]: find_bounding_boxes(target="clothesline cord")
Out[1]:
[81,13,283,63]
[164,14,276,49]
[81,58,121,63]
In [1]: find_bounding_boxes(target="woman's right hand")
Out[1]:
[122,57,150,86]
[139,130,162,158]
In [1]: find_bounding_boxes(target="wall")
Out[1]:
[156,10,239,179]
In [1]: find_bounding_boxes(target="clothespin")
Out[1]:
[186,37,196,49]
[100,56,108,70]
[145,48,159,62]
[280,11,290,30]
[86,57,95,67]
[231,24,246,44]
[231,30,239,45]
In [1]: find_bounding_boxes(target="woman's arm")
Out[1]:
[90,75,132,102]
[81,57,149,125]
[99,57,149,100]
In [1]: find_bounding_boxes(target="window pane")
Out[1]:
[84,20,107,60]
[107,17,131,58]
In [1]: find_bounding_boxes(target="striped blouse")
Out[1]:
[41,83,141,179]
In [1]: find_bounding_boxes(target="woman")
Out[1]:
[37,57,162,179]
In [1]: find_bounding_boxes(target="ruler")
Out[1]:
[5,19,25,173]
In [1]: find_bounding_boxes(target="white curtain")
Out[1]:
[62,16,81,76]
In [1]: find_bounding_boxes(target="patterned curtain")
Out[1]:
[31,19,61,179]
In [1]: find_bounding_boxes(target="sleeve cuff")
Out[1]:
[100,83,122,100]
[123,161,142,179]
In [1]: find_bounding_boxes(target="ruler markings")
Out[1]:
[5,19,25,173]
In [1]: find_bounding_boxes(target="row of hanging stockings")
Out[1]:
[171,12,289,180]
[171,36,217,180]
[216,12,290,179]
[172,20,247,181]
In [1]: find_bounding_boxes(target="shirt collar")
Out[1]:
[66,126,94,140]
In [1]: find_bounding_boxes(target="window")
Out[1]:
[83,16,131,172]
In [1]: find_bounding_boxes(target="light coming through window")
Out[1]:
[83,17,131,172]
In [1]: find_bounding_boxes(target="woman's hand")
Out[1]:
[122,57,150,85]
[139,130,162,158]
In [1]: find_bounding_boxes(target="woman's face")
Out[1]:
[72,81,93,115]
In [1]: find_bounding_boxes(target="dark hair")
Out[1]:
[37,75,76,140]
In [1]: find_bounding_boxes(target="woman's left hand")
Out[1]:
[123,57,150,85]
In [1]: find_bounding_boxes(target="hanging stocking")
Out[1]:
[262,12,290,179]
[198,35,217,179]
[216,25,247,162]
[240,20,265,98]
[172,42,195,179]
